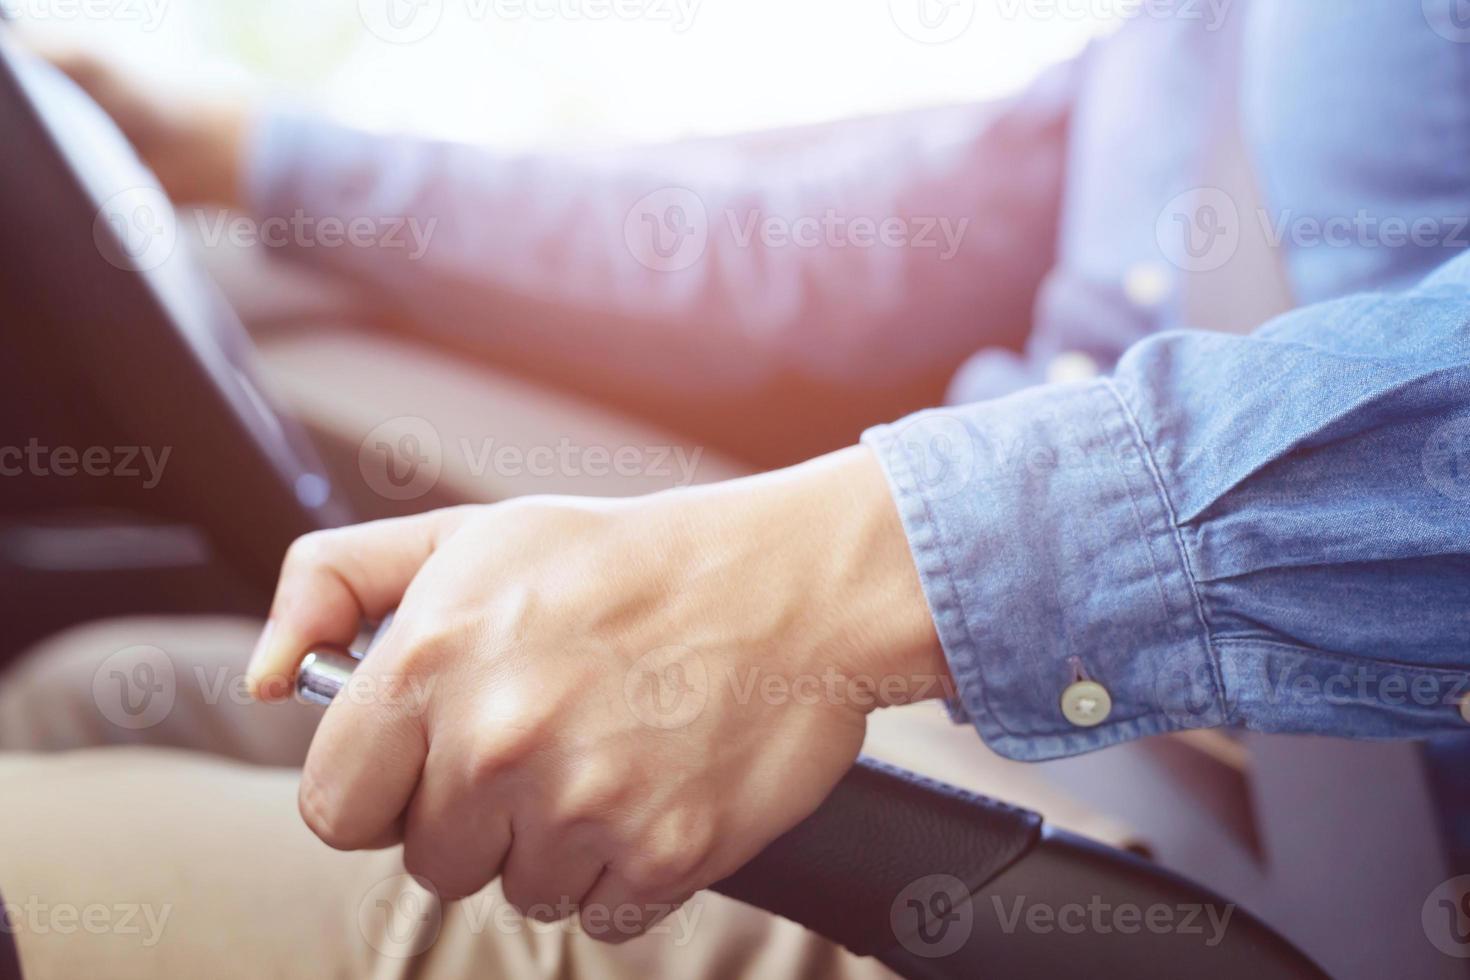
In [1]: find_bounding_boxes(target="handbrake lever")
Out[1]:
[295,615,389,706]
[295,649,361,706]
[289,621,1321,980]
[289,615,1043,965]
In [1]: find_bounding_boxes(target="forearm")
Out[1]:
[237,64,1075,401]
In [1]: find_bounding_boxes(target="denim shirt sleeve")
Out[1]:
[863,251,1470,761]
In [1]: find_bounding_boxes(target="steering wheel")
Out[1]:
[0,31,1324,980]
[0,31,347,598]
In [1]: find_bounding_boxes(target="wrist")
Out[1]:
[824,445,952,709]
[157,105,249,207]
[740,446,951,712]
[193,106,249,208]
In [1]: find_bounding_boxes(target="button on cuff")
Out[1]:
[1061,681,1112,728]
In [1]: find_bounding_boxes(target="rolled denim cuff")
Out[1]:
[862,379,1227,761]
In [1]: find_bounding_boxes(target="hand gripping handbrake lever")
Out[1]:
[294,620,1324,980]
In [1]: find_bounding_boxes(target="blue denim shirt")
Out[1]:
[865,253,1470,759]
[247,1,1470,760]
[861,2,1470,759]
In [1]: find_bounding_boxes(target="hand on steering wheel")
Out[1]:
[38,46,247,206]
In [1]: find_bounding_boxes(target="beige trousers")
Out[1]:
[0,618,1127,979]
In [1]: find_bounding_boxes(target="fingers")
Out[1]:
[248,508,468,699]
[276,508,470,852]
[297,610,447,850]
[578,869,693,945]
[401,737,514,900]
[500,823,606,922]
[575,813,713,943]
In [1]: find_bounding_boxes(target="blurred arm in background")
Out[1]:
[56,53,1079,465]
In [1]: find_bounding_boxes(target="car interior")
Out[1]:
[0,16,1465,980]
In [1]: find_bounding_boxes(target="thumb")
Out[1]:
[248,506,471,700]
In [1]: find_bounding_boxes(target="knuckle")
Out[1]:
[580,914,640,944]
[464,729,526,785]
[498,874,530,913]
[395,621,459,674]
[678,823,716,866]
[283,530,333,571]
[403,840,487,901]
[551,766,625,826]
[368,668,432,714]
[499,874,556,919]
[464,713,553,784]
[297,774,355,850]
[578,900,651,944]
[399,840,441,884]
[622,844,696,895]
[622,813,711,893]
